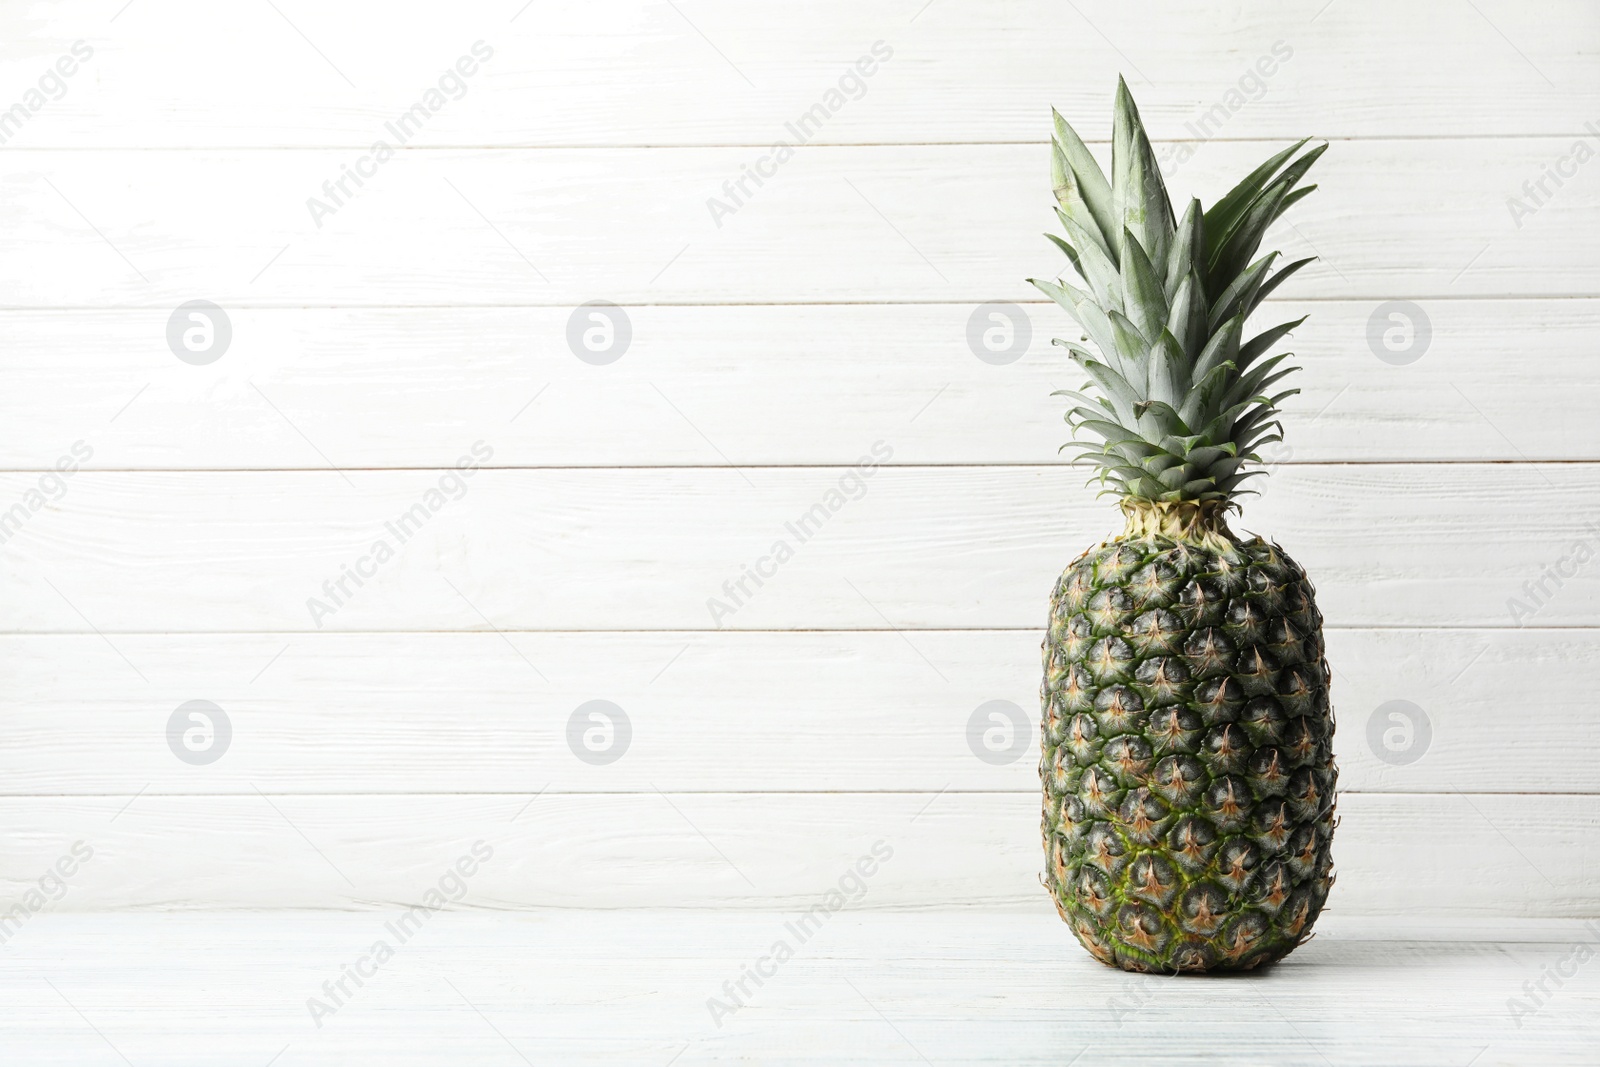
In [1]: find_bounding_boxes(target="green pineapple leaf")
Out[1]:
[1208,251,1279,332]
[1147,327,1188,409]
[1030,277,1130,378]
[1205,179,1291,295]
[1165,198,1204,298]
[1190,313,1244,384]
[1202,138,1309,246]
[1052,142,1115,261]
[1054,209,1124,310]
[1163,273,1204,359]
[1249,257,1315,313]
[1119,227,1170,341]
[1238,316,1308,372]
[1111,76,1175,268]
[1107,308,1152,365]
[1036,83,1322,505]
[1052,108,1118,250]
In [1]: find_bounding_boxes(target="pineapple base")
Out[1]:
[1040,504,1337,973]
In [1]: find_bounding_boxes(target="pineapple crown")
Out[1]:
[1028,77,1325,505]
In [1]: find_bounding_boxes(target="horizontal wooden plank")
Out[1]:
[1,913,1595,1065]
[1,629,1593,794]
[6,299,1594,469]
[1,792,1594,914]
[7,0,1597,146]
[2,139,1595,307]
[2,465,1595,631]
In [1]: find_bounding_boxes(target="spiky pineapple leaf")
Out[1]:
[1146,328,1187,409]
[1052,108,1118,251]
[1183,359,1238,427]
[1068,353,1144,415]
[1163,273,1203,358]
[1045,231,1075,257]
[1049,338,1099,362]
[1131,398,1189,435]
[1182,444,1237,469]
[1202,138,1309,244]
[1190,313,1244,384]
[1166,199,1204,299]
[1029,277,1130,379]
[1270,143,1328,200]
[1052,143,1115,262]
[1208,252,1278,332]
[1035,85,1323,504]
[1107,309,1152,373]
[1111,77,1174,268]
[1119,228,1169,341]
[1249,257,1314,313]
[1238,317,1307,372]
[1206,144,1325,292]
[1272,184,1318,222]
[1053,208,1123,310]
[1206,180,1291,295]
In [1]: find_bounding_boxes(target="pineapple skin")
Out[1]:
[1040,522,1337,973]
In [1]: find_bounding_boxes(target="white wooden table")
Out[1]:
[2,7,1598,1065]
[3,910,1594,1065]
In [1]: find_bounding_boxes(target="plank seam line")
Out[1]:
[0,790,1580,799]
[0,296,1594,310]
[4,295,1599,310]
[8,133,1600,150]
[5,461,1595,473]
[5,625,1596,636]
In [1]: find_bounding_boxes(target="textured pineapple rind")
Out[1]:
[1040,531,1337,973]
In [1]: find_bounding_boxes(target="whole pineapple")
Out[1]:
[1030,80,1336,973]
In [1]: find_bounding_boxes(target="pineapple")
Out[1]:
[1029,80,1336,973]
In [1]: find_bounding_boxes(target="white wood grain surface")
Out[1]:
[3,913,1595,1065]
[0,629,1590,794]
[2,299,1595,469]
[3,465,1595,631]
[4,0,1596,145]
[0,792,1591,914]
[2,140,1595,307]
[1,0,1596,925]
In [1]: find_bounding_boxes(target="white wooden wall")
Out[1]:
[3,0,1598,915]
